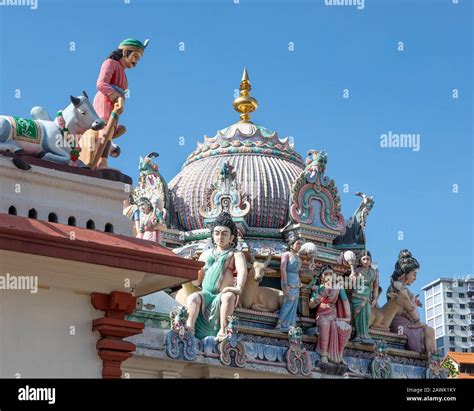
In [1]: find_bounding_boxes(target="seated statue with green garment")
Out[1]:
[185,212,247,341]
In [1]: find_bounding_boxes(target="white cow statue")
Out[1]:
[0,91,105,166]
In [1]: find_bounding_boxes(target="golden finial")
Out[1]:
[233,67,258,123]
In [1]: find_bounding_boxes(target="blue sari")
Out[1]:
[276,253,302,332]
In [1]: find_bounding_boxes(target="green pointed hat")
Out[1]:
[119,38,149,55]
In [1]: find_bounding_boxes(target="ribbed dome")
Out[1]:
[169,122,304,231]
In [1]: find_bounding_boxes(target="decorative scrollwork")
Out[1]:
[165,307,197,361]
[285,326,312,377]
[199,161,250,220]
[370,340,392,379]
[289,150,344,230]
[218,316,246,368]
[425,350,448,379]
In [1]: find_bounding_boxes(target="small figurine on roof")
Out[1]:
[134,196,167,243]
[123,152,170,243]
[139,151,160,176]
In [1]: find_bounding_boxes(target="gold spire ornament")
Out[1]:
[233,67,258,123]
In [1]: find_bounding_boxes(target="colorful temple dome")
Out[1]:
[168,69,304,231]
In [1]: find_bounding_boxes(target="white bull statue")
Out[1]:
[0,91,105,166]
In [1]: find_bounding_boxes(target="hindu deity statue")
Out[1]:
[333,192,374,248]
[185,212,247,341]
[387,250,436,355]
[309,265,352,364]
[350,250,379,345]
[122,152,168,243]
[275,238,303,332]
[133,197,166,243]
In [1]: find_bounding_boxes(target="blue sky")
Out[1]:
[0,0,472,316]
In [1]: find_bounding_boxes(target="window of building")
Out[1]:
[435,315,443,326]
[435,304,442,315]
[448,325,454,330]
[447,303,453,309]
[434,294,442,304]
[434,284,441,294]
[448,314,454,319]
[460,304,466,309]
[460,364,474,373]
[428,319,435,327]
[435,326,443,338]
[460,315,466,320]
[426,288,433,298]
[462,337,467,342]
[447,292,452,298]
[427,308,434,318]
[449,337,455,342]
[426,297,433,307]
[459,293,465,299]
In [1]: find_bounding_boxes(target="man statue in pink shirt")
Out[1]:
[91,38,149,169]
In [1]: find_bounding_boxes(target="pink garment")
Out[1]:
[316,290,351,364]
[93,59,128,121]
[390,314,425,353]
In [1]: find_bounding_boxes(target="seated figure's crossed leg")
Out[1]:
[186,292,202,331]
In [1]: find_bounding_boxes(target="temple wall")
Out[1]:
[123,311,430,379]
[0,157,132,236]
[122,355,297,379]
[0,250,147,378]
[0,287,102,378]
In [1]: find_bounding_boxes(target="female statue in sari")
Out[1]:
[387,249,435,355]
[133,197,166,243]
[349,250,379,345]
[275,239,303,332]
[309,266,352,364]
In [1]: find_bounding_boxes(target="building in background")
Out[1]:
[422,277,474,355]
[442,352,474,379]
